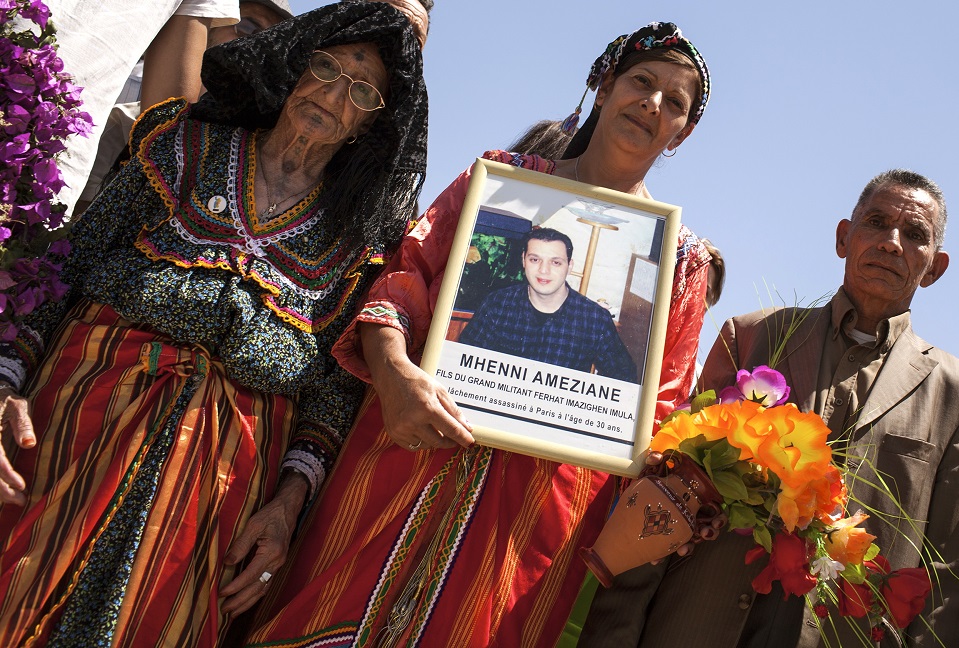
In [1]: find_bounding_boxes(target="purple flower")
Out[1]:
[719,365,791,406]
[1,103,30,134]
[32,157,64,193]
[1,183,17,202]
[0,132,31,157]
[68,110,93,137]
[47,238,70,256]
[13,285,38,316]
[33,99,58,125]
[0,321,19,342]
[18,0,50,29]
[3,72,36,96]
[2,0,84,334]
[13,199,52,225]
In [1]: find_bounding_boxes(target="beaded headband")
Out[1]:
[561,21,710,134]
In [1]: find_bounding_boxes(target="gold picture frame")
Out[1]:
[420,158,681,477]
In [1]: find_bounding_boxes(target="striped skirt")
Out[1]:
[0,302,293,647]
[245,395,615,648]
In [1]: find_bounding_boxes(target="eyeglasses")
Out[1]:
[308,50,386,112]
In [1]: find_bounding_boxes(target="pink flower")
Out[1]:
[719,365,791,406]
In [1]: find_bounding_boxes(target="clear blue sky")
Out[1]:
[292,0,959,359]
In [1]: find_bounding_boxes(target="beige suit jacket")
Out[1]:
[580,301,959,648]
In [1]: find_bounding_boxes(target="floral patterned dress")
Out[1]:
[0,99,378,647]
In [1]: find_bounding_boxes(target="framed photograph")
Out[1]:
[420,158,681,477]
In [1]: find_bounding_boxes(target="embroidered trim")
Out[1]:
[226,130,325,257]
[133,117,378,333]
[135,101,190,219]
[246,621,360,648]
[260,263,362,333]
[356,302,412,344]
[356,447,492,647]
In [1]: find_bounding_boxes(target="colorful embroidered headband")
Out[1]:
[562,21,710,133]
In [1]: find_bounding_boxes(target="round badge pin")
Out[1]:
[207,195,227,213]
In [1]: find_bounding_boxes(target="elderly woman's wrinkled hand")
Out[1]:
[220,472,309,616]
[0,383,35,506]
[644,451,728,562]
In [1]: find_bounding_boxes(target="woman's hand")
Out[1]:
[360,323,473,450]
[644,451,727,561]
[220,472,308,616]
[0,383,35,506]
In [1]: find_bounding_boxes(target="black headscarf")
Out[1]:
[191,2,428,250]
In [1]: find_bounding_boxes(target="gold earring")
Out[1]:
[346,135,358,144]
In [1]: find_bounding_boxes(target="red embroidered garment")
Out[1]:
[246,151,711,647]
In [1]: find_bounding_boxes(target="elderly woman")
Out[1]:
[0,3,426,646]
[245,21,714,648]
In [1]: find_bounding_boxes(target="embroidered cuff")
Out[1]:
[356,300,412,346]
[0,325,41,392]
[280,448,327,501]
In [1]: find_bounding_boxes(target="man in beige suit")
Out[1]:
[580,169,959,648]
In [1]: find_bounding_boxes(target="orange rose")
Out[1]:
[825,512,876,566]
[751,405,832,490]
[777,465,847,532]
[695,400,765,461]
[651,401,762,453]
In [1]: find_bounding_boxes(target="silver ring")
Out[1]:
[408,440,423,450]
[259,571,272,584]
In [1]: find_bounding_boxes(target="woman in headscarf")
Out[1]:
[0,3,427,645]
[246,21,714,648]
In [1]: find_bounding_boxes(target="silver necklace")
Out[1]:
[256,140,316,219]
[260,169,315,219]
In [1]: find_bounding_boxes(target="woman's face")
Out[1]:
[282,42,388,146]
[594,59,700,158]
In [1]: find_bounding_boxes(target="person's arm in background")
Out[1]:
[140,14,214,109]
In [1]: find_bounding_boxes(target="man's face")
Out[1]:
[208,2,287,48]
[522,239,572,300]
[836,182,949,316]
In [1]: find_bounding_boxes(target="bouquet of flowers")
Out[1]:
[653,365,932,644]
[0,0,91,341]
